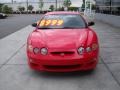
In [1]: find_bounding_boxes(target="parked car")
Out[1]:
[0,13,7,19]
[27,11,99,72]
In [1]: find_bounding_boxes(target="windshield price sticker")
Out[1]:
[51,20,58,26]
[57,20,64,26]
[45,20,51,26]
[39,20,46,27]
[39,19,64,26]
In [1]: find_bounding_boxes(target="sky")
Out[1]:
[0,0,83,7]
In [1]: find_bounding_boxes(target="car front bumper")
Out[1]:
[27,51,99,72]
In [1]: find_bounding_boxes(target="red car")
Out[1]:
[27,11,99,72]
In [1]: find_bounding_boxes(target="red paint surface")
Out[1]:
[27,12,99,72]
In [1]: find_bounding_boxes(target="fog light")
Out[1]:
[29,59,33,62]
[92,44,98,50]
[28,45,33,52]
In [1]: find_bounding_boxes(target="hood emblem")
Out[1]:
[60,53,65,56]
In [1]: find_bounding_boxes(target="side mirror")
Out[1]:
[32,23,37,27]
[88,21,95,26]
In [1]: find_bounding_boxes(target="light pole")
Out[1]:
[84,0,86,14]
[11,0,13,3]
[26,0,28,13]
[56,0,57,11]
[110,0,112,14]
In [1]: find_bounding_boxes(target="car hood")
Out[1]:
[31,29,89,49]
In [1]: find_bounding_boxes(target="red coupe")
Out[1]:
[27,11,99,72]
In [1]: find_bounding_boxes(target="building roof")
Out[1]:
[45,11,80,15]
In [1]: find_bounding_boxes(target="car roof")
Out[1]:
[45,11,80,15]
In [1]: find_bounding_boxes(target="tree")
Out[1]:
[2,5,13,14]
[57,7,64,11]
[83,0,85,5]
[92,4,96,10]
[27,5,34,11]
[0,3,4,12]
[81,0,85,11]
[18,6,25,13]
[39,0,44,11]
[49,5,54,11]
[117,7,120,15]
[117,7,120,11]
[68,7,79,11]
[63,0,71,10]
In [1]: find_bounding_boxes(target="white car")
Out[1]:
[0,13,7,19]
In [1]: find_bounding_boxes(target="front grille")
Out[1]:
[43,64,81,70]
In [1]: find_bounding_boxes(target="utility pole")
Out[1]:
[84,0,86,15]
[56,0,57,11]
[26,0,28,13]
[11,0,13,4]
[110,0,112,14]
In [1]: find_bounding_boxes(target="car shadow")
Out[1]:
[30,69,95,79]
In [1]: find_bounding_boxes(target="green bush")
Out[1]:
[68,7,79,11]
[28,5,34,11]
[2,5,13,14]
[49,5,54,11]
[18,6,25,12]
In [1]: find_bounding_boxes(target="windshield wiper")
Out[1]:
[38,27,52,29]
[38,27,81,29]
[62,27,80,29]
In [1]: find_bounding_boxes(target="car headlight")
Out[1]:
[33,47,40,54]
[3,14,5,16]
[86,47,92,52]
[78,47,85,55]
[40,48,48,55]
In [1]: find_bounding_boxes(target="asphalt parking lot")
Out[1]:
[0,14,41,39]
[0,15,120,90]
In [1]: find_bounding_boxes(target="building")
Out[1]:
[4,0,64,11]
[95,0,120,27]
[96,0,120,15]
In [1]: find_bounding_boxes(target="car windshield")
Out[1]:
[37,14,86,29]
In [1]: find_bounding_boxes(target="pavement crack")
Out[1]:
[100,56,120,87]
[0,44,25,70]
